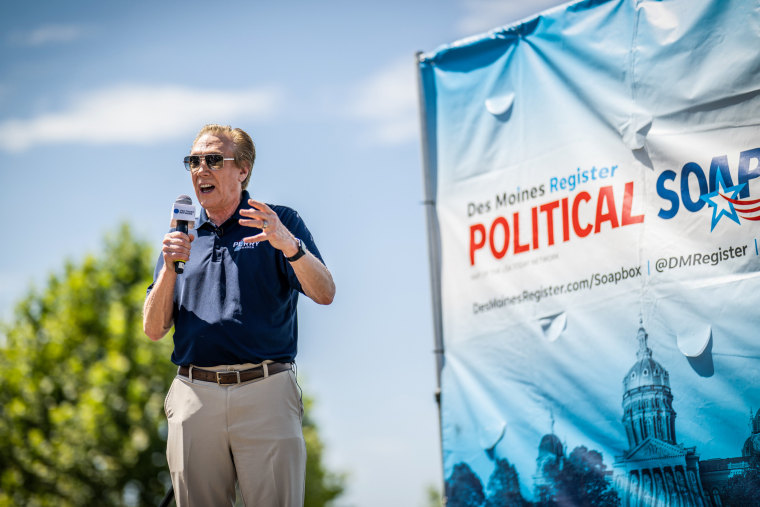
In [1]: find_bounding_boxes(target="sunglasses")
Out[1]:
[183,154,235,172]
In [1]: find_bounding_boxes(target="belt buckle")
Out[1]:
[216,370,241,385]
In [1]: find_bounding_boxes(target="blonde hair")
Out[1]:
[193,124,256,189]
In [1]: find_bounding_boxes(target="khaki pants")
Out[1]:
[164,366,305,507]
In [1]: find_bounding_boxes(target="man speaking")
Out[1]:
[143,124,335,506]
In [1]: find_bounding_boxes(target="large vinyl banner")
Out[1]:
[417,0,760,505]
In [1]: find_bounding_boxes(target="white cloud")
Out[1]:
[9,24,87,47]
[347,3,571,147]
[349,58,420,145]
[0,85,281,152]
[457,0,570,36]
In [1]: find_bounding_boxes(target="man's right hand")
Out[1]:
[162,231,194,269]
[144,231,193,340]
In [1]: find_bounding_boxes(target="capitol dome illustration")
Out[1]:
[621,326,677,447]
[613,323,708,507]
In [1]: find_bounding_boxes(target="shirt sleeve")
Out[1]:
[145,252,166,296]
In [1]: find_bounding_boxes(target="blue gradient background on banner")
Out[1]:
[419,0,760,502]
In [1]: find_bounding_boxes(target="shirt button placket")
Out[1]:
[213,226,223,263]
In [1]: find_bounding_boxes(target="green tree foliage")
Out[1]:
[0,225,173,506]
[0,224,343,506]
[303,396,345,507]
[424,483,443,507]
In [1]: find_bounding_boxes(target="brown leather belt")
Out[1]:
[178,362,292,385]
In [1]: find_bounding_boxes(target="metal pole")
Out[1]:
[158,485,174,507]
[415,50,447,501]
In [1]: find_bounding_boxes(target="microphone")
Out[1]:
[170,195,196,274]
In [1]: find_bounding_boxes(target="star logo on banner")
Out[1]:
[700,172,746,231]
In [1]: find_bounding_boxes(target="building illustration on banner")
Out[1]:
[419,1,760,506]
[445,322,760,506]
[613,324,707,506]
[612,323,759,506]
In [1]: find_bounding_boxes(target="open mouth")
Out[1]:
[199,183,215,194]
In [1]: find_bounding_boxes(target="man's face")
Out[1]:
[190,133,249,216]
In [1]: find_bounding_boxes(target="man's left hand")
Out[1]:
[239,199,299,257]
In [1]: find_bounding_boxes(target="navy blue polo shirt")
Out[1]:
[147,190,325,367]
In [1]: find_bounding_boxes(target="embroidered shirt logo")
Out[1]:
[233,241,259,252]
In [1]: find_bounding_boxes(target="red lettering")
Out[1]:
[561,197,570,242]
[489,217,510,259]
[572,192,593,238]
[467,182,646,265]
[513,212,530,254]
[539,200,560,246]
[621,181,645,225]
[470,223,486,266]
[594,185,619,233]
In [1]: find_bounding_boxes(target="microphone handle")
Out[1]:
[174,220,189,274]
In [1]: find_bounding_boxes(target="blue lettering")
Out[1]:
[738,148,760,198]
[708,155,735,191]
[681,162,707,212]
[657,148,760,219]
[657,170,679,219]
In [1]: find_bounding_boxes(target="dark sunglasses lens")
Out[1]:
[183,156,201,171]
[206,154,225,169]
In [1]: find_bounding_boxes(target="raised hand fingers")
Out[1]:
[247,199,273,214]
[238,201,294,252]
[239,200,278,233]
[238,216,270,230]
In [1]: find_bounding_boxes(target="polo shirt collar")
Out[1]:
[197,190,251,230]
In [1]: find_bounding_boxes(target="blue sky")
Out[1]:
[0,1,567,504]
